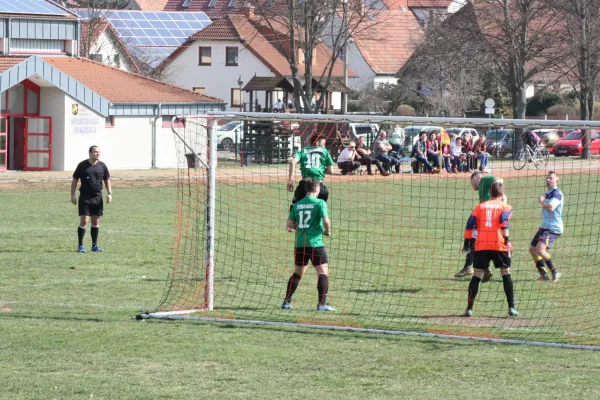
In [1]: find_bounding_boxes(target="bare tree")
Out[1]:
[405,1,565,121]
[399,49,487,117]
[550,0,600,159]
[248,0,387,113]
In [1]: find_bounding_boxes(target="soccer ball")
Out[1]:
[543,132,559,147]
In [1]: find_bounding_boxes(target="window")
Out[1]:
[8,85,24,114]
[90,53,103,62]
[208,0,217,7]
[182,0,192,7]
[193,87,206,94]
[105,116,115,127]
[228,0,237,6]
[226,47,238,66]
[162,116,186,128]
[199,46,212,65]
[231,88,242,107]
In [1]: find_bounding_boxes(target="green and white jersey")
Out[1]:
[294,146,334,181]
[479,175,496,202]
[289,196,328,248]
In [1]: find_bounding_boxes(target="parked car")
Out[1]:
[553,130,600,156]
[446,127,480,144]
[403,126,443,146]
[346,123,379,141]
[216,121,243,151]
[485,129,515,158]
[216,120,300,152]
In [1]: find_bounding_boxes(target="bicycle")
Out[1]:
[512,144,549,170]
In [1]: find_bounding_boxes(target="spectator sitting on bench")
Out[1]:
[473,134,490,172]
[373,130,400,174]
[462,133,477,172]
[411,132,435,173]
[426,131,442,171]
[356,137,389,176]
[337,142,361,175]
[450,135,466,172]
[389,124,406,157]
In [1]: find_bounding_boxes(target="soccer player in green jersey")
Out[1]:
[282,178,335,311]
[287,135,334,210]
[455,170,506,279]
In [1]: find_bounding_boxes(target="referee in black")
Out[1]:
[71,145,112,253]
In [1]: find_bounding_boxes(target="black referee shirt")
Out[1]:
[73,160,110,197]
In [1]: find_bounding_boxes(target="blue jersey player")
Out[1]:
[529,171,563,281]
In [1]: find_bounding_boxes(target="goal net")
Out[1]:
[144,113,600,348]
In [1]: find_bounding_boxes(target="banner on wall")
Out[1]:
[70,103,103,134]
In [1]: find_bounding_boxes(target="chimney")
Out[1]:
[243,4,255,18]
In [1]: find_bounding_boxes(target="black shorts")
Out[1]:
[294,246,328,267]
[473,250,511,270]
[531,228,561,249]
[292,180,329,204]
[78,194,104,217]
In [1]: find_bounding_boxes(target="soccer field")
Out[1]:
[1,169,599,398]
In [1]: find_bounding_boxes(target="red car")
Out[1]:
[553,130,600,156]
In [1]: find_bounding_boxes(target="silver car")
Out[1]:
[485,129,515,158]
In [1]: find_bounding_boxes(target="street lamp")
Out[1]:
[237,75,244,112]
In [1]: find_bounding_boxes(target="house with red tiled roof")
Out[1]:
[0,55,225,171]
[80,19,141,73]
[340,9,423,88]
[159,13,355,112]
[0,1,226,172]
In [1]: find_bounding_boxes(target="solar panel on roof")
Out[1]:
[0,0,69,16]
[79,10,211,67]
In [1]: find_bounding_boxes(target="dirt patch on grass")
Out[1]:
[426,315,547,328]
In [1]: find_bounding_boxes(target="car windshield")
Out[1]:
[564,132,583,140]
[486,131,509,141]
[354,126,375,135]
[219,121,241,131]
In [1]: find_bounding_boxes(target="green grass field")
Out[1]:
[1,169,600,399]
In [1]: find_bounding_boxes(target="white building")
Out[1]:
[159,13,354,112]
[80,19,140,73]
[340,9,423,89]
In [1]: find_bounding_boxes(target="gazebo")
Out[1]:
[305,77,352,114]
[243,77,294,112]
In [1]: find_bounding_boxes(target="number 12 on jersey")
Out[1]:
[298,210,312,228]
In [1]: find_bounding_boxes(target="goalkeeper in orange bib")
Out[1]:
[455,170,506,280]
[462,181,518,317]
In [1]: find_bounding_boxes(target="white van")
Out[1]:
[345,123,379,141]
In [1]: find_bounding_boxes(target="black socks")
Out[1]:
[91,226,99,245]
[78,227,86,246]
